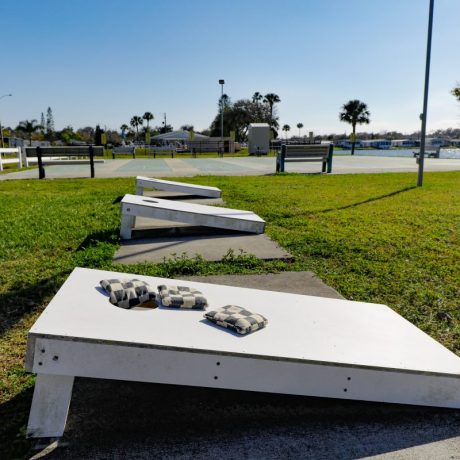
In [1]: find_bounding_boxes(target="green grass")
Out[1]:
[1,171,460,457]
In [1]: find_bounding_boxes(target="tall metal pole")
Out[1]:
[417,0,434,187]
[219,79,225,152]
[0,94,12,148]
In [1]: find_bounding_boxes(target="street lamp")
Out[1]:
[219,79,225,154]
[0,93,12,148]
[417,0,434,187]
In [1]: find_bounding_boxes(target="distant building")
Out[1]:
[151,130,236,153]
[391,139,416,148]
[335,139,363,149]
[5,137,50,148]
[361,139,391,149]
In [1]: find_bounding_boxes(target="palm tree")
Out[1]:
[282,124,291,141]
[130,116,143,141]
[16,119,43,146]
[263,93,281,121]
[296,122,304,138]
[452,86,460,102]
[339,100,370,155]
[143,112,154,130]
[252,92,263,104]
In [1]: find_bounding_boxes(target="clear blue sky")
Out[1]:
[1,0,459,135]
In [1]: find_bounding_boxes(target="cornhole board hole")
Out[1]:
[136,176,222,198]
[26,267,460,439]
[120,194,265,240]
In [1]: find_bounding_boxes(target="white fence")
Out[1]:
[0,148,22,171]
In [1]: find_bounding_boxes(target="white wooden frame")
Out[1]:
[0,147,22,171]
[120,194,265,239]
[25,267,460,438]
[136,176,222,198]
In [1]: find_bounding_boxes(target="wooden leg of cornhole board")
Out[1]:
[120,213,135,239]
[135,183,144,195]
[27,374,74,438]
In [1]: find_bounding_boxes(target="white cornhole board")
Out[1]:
[136,176,222,198]
[120,194,265,239]
[26,267,460,438]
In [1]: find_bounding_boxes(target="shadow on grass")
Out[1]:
[76,229,119,252]
[0,274,69,337]
[0,386,33,459]
[318,186,417,214]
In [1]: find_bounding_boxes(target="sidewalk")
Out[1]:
[2,155,460,180]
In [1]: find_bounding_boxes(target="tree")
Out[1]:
[143,112,154,130]
[45,107,54,141]
[339,100,371,155]
[252,92,263,104]
[263,93,281,122]
[452,86,460,102]
[209,97,274,141]
[282,124,291,140]
[180,124,194,132]
[130,116,143,141]
[40,112,46,134]
[296,122,304,138]
[16,119,43,146]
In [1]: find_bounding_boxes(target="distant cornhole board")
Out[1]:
[116,194,289,262]
[25,267,460,438]
[136,176,222,198]
[120,194,265,240]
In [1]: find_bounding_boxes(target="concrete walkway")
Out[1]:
[3,155,460,180]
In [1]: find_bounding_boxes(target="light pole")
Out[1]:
[417,0,434,187]
[0,93,12,148]
[219,79,225,153]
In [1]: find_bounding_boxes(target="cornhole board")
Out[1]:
[26,267,460,438]
[120,194,265,239]
[136,176,222,198]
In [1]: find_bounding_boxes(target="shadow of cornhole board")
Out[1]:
[25,267,460,439]
[136,176,222,198]
[120,194,265,240]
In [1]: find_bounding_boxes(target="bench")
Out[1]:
[112,146,136,159]
[25,267,460,438]
[120,194,265,239]
[25,146,105,179]
[0,147,22,171]
[276,144,333,173]
[135,176,222,198]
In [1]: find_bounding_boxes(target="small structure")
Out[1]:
[391,139,417,148]
[248,123,270,155]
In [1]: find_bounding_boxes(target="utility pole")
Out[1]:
[163,113,167,133]
[417,0,434,187]
[219,79,225,154]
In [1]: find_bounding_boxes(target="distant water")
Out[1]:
[335,148,460,159]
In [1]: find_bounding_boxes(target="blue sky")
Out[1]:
[1,0,459,135]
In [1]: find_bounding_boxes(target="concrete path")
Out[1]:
[31,272,460,459]
[3,155,460,180]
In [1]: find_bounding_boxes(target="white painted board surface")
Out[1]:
[136,176,222,197]
[121,194,265,234]
[28,267,460,378]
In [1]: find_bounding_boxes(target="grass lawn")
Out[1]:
[1,171,459,457]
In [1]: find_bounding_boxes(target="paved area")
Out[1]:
[31,272,460,459]
[114,233,291,263]
[3,155,460,180]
